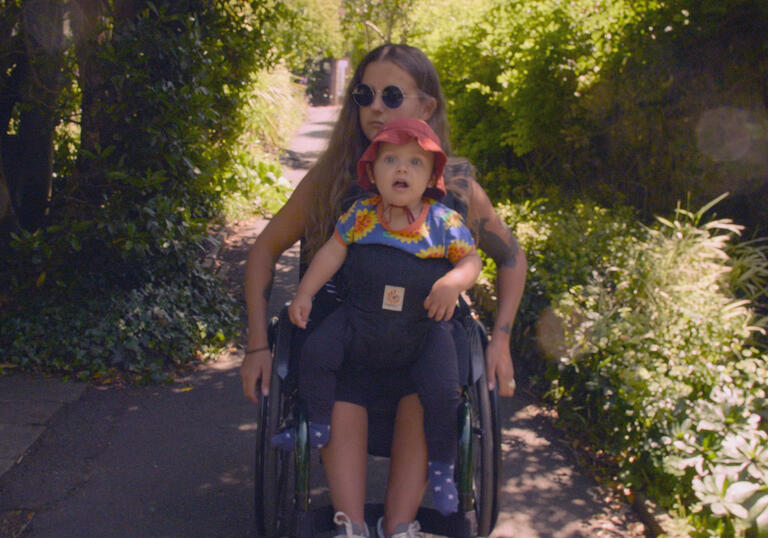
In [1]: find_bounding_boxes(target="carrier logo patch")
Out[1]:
[382,285,405,311]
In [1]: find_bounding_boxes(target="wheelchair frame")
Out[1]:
[254,306,501,537]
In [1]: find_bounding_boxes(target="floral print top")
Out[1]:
[334,195,475,264]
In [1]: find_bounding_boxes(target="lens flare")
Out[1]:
[696,106,757,163]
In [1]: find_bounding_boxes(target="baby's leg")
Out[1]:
[384,393,428,534]
[322,401,369,532]
[410,321,461,515]
[272,307,349,450]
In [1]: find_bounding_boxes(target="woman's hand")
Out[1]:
[485,337,516,397]
[240,349,272,403]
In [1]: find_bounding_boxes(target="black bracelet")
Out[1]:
[245,345,270,354]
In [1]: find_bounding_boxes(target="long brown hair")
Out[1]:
[303,44,450,260]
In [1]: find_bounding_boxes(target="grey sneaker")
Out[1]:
[376,517,423,538]
[334,511,370,538]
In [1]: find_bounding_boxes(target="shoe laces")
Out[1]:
[334,511,369,538]
[392,521,422,538]
[377,518,422,538]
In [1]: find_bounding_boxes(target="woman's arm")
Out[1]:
[447,171,527,397]
[289,237,347,329]
[241,174,316,403]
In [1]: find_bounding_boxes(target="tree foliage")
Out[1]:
[0,0,315,293]
[341,0,415,64]
[0,0,325,377]
[416,0,768,231]
[282,0,344,70]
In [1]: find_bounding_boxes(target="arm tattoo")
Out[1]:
[496,322,512,335]
[475,217,519,268]
[445,176,470,193]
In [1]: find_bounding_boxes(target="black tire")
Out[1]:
[470,367,500,536]
[466,319,501,536]
[254,317,296,537]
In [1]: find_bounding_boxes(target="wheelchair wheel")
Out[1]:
[254,318,296,537]
[469,366,501,536]
[463,317,501,537]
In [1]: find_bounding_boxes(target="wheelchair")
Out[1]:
[254,298,502,538]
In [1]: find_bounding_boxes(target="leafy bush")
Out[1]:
[425,0,627,176]
[473,194,639,383]
[1,4,309,379]
[219,65,305,220]
[0,267,239,382]
[664,354,768,536]
[2,4,296,293]
[478,194,768,534]
[421,0,768,229]
[537,197,768,535]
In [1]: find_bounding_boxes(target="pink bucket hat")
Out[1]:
[356,118,447,200]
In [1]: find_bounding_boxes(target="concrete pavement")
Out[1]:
[0,374,86,479]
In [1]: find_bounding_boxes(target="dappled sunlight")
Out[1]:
[490,393,645,536]
[238,422,258,432]
[501,425,552,450]
[200,350,242,372]
[195,465,253,492]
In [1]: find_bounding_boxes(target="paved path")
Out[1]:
[0,106,645,537]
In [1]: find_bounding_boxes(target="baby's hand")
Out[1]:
[424,279,460,321]
[288,294,312,329]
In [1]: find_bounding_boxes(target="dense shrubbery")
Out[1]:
[0,3,308,379]
[418,0,768,229]
[477,195,768,535]
[415,3,768,530]
[473,196,639,383]
[220,65,304,220]
[1,267,238,382]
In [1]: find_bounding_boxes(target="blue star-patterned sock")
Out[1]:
[308,422,331,447]
[271,422,331,451]
[428,461,458,515]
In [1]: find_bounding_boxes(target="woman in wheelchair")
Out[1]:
[271,118,482,522]
[242,44,527,538]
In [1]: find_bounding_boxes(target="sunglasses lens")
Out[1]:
[381,86,404,108]
[352,84,374,107]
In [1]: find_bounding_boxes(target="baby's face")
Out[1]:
[371,139,435,213]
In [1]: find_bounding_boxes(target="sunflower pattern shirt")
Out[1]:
[334,195,475,263]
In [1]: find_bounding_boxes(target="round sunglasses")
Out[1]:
[351,83,418,109]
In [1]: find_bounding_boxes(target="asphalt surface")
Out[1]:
[0,106,646,537]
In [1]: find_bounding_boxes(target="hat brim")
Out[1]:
[357,118,447,200]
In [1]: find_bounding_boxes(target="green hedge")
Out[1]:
[0,267,238,382]
[481,194,768,535]
[421,0,768,226]
[0,4,308,379]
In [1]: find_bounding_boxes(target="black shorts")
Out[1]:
[335,363,417,409]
